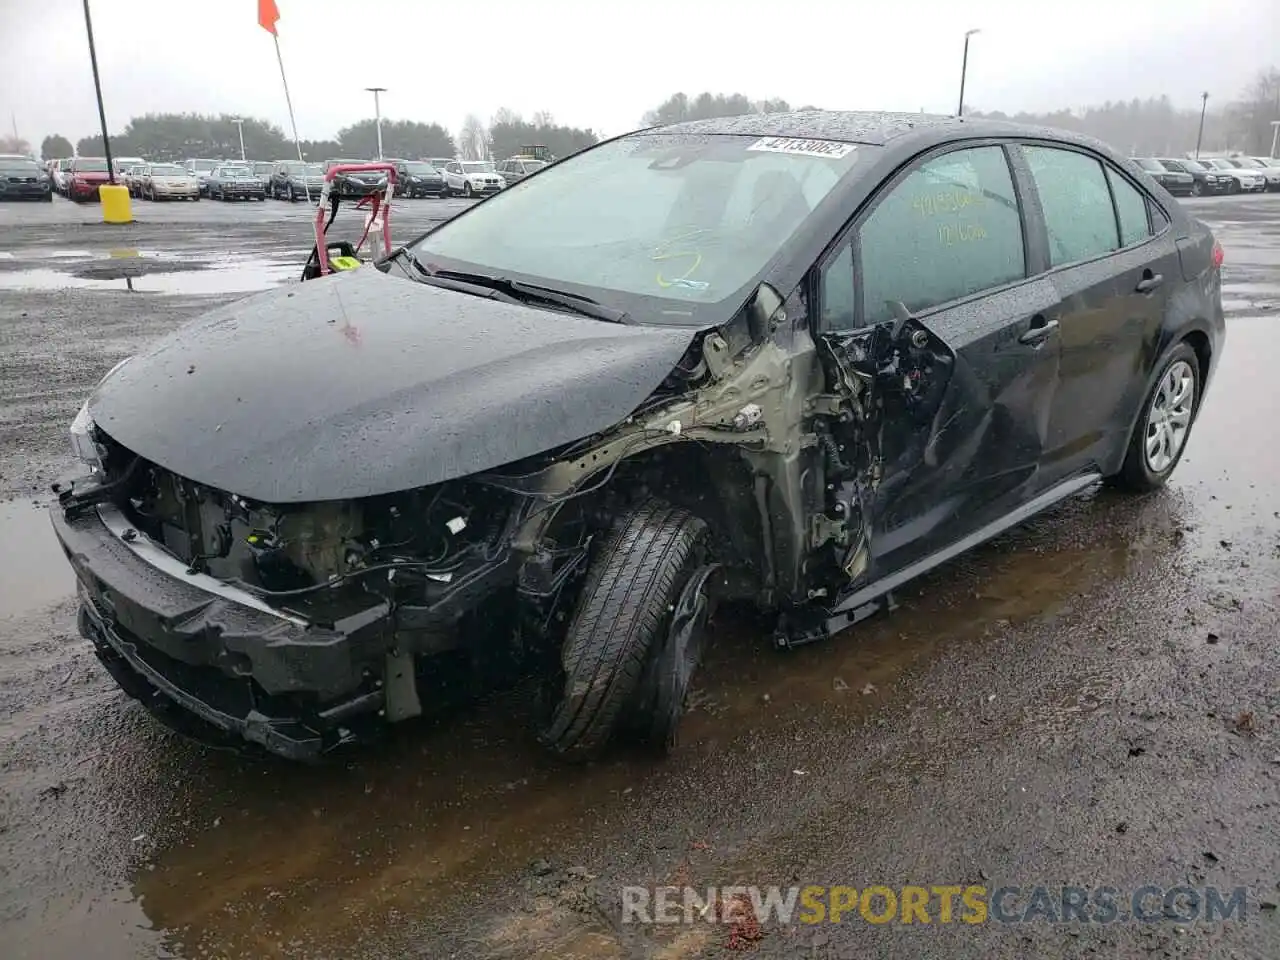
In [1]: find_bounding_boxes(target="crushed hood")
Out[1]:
[89,268,698,503]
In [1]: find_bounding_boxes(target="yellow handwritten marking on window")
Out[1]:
[937,222,988,246]
[652,228,705,288]
[911,190,986,218]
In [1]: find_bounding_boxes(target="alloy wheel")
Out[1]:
[1144,359,1195,474]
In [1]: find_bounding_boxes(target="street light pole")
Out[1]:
[1269,120,1280,161]
[81,0,115,183]
[365,87,386,159]
[957,29,980,116]
[230,117,246,161]
[1195,92,1209,158]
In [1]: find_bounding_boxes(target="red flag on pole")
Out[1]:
[258,0,279,35]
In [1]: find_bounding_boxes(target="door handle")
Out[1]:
[1018,315,1059,345]
[1135,272,1164,294]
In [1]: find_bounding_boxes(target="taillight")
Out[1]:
[1211,240,1224,269]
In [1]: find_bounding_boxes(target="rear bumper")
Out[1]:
[51,500,394,760]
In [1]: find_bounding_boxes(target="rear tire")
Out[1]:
[539,499,709,762]
[1110,342,1200,493]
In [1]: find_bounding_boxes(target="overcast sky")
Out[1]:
[2,0,1275,149]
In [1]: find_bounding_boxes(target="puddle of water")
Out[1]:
[0,261,299,295]
[0,498,75,619]
[123,496,1167,959]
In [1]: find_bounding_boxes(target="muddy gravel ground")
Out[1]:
[1,194,1278,960]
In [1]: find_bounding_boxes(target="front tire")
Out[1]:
[539,499,709,762]
[463,182,473,198]
[1111,342,1200,492]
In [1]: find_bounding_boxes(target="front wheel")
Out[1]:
[539,499,710,762]
[1110,343,1200,492]
[1191,180,1204,197]
[463,182,473,198]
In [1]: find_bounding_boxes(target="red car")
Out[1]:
[64,156,113,202]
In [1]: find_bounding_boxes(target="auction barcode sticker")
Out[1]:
[746,137,857,159]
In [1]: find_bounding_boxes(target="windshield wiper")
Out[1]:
[381,249,631,324]
[427,265,631,324]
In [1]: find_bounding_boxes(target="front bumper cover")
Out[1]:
[51,501,394,760]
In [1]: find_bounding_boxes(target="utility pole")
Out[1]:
[365,87,386,159]
[957,29,981,117]
[230,117,246,161]
[1270,120,1280,161]
[1195,92,1208,158]
[81,0,115,182]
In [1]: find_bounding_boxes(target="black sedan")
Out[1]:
[49,111,1225,763]
[325,158,388,198]
[207,165,267,201]
[392,160,447,198]
[1131,157,1194,196]
[1156,157,1233,196]
[0,156,53,201]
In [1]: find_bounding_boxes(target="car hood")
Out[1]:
[89,269,699,503]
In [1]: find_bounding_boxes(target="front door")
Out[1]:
[816,142,1064,578]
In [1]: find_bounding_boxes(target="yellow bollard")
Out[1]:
[99,183,133,224]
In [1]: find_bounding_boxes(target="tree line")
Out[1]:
[640,70,1278,158]
[969,68,1280,157]
[33,110,600,163]
[20,67,1278,164]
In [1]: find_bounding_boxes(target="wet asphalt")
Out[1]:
[0,193,1278,959]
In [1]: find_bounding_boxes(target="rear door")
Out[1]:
[816,141,1064,576]
[1016,144,1180,483]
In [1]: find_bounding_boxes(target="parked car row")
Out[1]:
[1131,155,1279,195]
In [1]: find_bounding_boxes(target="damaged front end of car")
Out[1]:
[49,281,813,760]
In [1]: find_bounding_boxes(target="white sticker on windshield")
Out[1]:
[746,137,857,159]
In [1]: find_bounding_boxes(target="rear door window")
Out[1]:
[1106,167,1152,248]
[855,144,1026,325]
[1024,145,1119,267]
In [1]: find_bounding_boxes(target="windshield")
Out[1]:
[404,162,438,174]
[74,159,109,172]
[410,133,866,320]
[1206,159,1232,170]
[461,161,496,173]
[192,160,216,172]
[1168,159,1203,172]
[1134,158,1166,172]
[1234,158,1263,169]
[151,164,184,176]
[0,161,39,175]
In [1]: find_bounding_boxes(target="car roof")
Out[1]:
[646,109,1114,152]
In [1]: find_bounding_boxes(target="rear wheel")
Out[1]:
[539,499,709,761]
[1111,342,1200,492]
